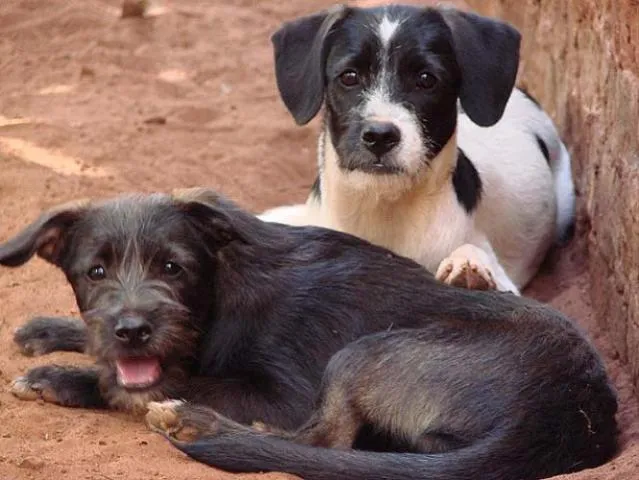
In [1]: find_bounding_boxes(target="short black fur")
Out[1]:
[452,148,482,213]
[310,175,321,201]
[535,133,551,164]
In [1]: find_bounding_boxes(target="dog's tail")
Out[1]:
[548,134,576,244]
[167,426,592,480]
[517,88,576,244]
[170,432,502,480]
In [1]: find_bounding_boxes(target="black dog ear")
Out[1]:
[0,200,88,268]
[271,5,349,125]
[439,8,521,127]
[172,188,251,247]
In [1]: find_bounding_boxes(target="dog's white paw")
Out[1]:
[145,399,185,434]
[436,244,497,291]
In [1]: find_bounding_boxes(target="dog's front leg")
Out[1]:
[14,316,88,356]
[146,400,255,443]
[436,242,520,295]
[145,376,309,442]
[11,365,106,409]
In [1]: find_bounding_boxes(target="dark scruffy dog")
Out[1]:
[0,189,617,479]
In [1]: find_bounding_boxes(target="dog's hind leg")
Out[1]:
[14,316,88,356]
[11,364,106,408]
[290,399,361,449]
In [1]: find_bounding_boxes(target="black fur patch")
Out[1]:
[519,87,541,109]
[535,134,550,165]
[452,148,482,213]
[310,176,321,201]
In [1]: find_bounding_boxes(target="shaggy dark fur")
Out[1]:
[0,188,617,479]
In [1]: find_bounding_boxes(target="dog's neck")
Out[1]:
[316,129,459,233]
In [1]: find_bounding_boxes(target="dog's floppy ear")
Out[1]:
[0,200,88,268]
[172,187,250,246]
[439,8,521,127]
[272,5,349,125]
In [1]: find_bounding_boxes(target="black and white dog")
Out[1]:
[260,4,575,295]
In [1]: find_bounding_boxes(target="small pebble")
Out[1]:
[17,456,45,470]
[121,0,147,18]
[80,66,95,77]
[144,116,167,125]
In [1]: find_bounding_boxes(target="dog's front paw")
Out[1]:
[436,244,497,291]
[146,400,219,442]
[14,316,87,356]
[11,365,103,408]
[146,400,248,442]
[11,366,63,403]
[146,400,188,439]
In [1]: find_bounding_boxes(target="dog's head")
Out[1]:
[0,189,247,408]
[272,4,520,178]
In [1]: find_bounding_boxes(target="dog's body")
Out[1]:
[1,189,617,479]
[260,4,576,295]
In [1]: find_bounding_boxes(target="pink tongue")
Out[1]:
[115,357,161,388]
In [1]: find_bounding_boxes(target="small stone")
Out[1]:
[98,440,107,446]
[139,440,148,446]
[80,66,95,77]
[144,116,166,125]
[18,456,45,470]
[121,0,148,18]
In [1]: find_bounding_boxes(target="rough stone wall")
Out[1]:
[465,0,639,387]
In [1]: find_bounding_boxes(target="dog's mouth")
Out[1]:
[358,162,403,175]
[343,158,404,175]
[115,356,162,390]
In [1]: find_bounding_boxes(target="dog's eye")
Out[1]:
[417,72,437,90]
[339,70,359,87]
[87,265,106,281]
[163,261,183,277]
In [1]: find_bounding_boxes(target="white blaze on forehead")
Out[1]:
[377,15,400,47]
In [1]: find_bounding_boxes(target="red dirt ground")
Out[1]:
[0,1,637,479]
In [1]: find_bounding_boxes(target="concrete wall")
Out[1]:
[466,0,639,387]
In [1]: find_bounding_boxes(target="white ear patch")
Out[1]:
[378,16,400,47]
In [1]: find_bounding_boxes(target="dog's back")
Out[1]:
[458,87,576,287]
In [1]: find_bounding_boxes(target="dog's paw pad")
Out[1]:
[11,376,58,403]
[146,400,184,433]
[436,257,496,291]
[14,326,53,357]
[146,400,201,442]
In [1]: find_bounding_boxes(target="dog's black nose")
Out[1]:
[114,316,152,345]
[361,122,401,156]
